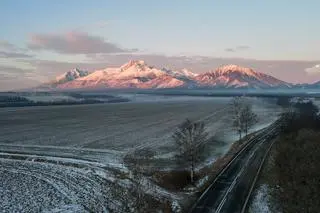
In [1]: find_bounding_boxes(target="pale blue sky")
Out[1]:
[1,0,320,59]
[0,0,320,90]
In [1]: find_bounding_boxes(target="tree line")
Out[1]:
[269,100,320,213]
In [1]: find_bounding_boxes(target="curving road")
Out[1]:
[190,119,282,213]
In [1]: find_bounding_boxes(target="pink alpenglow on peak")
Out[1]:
[42,61,290,89]
[39,68,90,88]
[55,68,89,82]
[53,60,186,89]
[120,60,147,70]
[196,64,290,88]
[215,64,256,76]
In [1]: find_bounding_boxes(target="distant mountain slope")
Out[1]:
[40,68,89,89]
[298,80,320,89]
[312,81,320,86]
[195,64,290,88]
[55,68,89,84]
[56,60,187,89]
[42,61,291,89]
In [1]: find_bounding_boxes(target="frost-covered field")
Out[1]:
[0,96,280,156]
[0,95,282,212]
[0,158,110,212]
[0,153,152,213]
[0,150,182,212]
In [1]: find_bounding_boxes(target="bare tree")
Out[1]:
[120,147,156,212]
[231,97,258,139]
[241,103,258,136]
[231,97,245,140]
[129,148,155,212]
[125,147,155,176]
[173,119,208,183]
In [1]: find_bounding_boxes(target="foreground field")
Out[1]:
[0,96,279,159]
[1,158,110,212]
[0,95,281,212]
[0,97,227,150]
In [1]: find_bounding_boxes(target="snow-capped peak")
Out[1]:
[215,64,256,76]
[44,62,289,90]
[179,68,199,78]
[196,64,289,88]
[120,60,147,70]
[161,68,198,80]
[55,68,89,83]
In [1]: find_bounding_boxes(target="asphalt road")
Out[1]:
[190,119,282,213]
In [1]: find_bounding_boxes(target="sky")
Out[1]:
[1,0,320,90]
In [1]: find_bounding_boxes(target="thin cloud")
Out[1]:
[225,45,250,52]
[0,40,32,60]
[0,40,28,52]
[0,65,40,91]
[236,45,250,50]
[0,51,33,59]
[225,48,235,52]
[305,64,320,75]
[0,65,35,79]
[27,31,137,54]
[0,41,17,51]
[0,65,34,73]
[73,20,110,31]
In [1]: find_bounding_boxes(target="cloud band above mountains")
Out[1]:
[27,31,136,54]
[1,33,320,90]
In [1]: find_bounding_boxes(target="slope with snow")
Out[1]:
[195,64,290,88]
[308,80,320,88]
[57,60,186,89]
[162,68,198,80]
[40,68,89,89]
[55,68,89,83]
[44,61,290,89]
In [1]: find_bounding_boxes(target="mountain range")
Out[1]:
[40,60,319,90]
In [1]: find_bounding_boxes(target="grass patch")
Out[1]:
[152,170,201,191]
[152,131,258,193]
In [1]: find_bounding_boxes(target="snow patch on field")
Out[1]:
[43,204,88,213]
[196,175,209,188]
[154,152,176,159]
[249,184,273,213]
[314,100,320,108]
[171,200,182,213]
[0,157,123,212]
